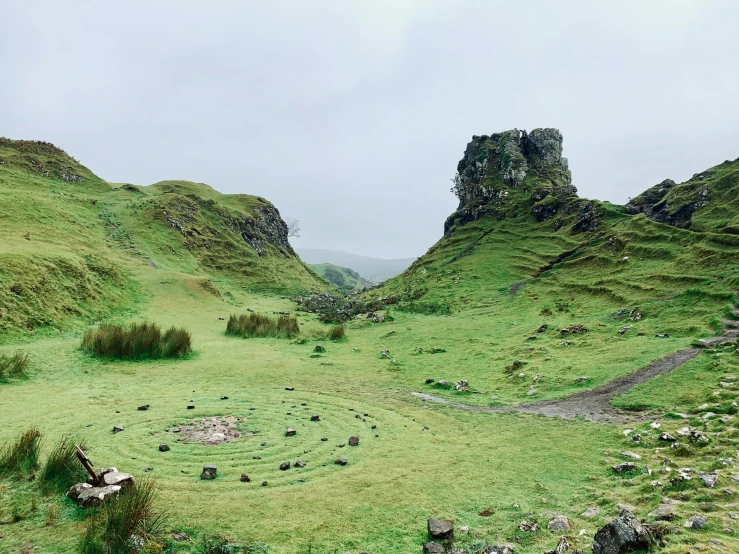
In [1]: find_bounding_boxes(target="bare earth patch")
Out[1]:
[168,416,244,445]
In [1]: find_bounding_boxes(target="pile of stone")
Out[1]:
[67,467,134,508]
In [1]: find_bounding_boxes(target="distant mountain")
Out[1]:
[296,249,416,283]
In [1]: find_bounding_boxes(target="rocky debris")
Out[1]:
[592,510,655,554]
[616,503,637,513]
[279,462,290,471]
[187,404,195,409]
[518,519,540,532]
[286,428,296,437]
[483,546,514,554]
[684,514,707,529]
[137,404,150,411]
[560,324,588,336]
[454,380,469,391]
[423,542,445,554]
[172,532,192,542]
[544,536,570,554]
[582,506,601,518]
[240,474,250,482]
[348,436,359,446]
[177,416,241,445]
[425,378,436,384]
[334,457,347,466]
[547,515,570,531]
[613,462,636,473]
[655,333,670,339]
[626,177,710,229]
[311,414,320,421]
[658,432,677,442]
[112,425,124,434]
[618,325,632,335]
[436,380,451,388]
[314,344,326,353]
[201,465,217,480]
[427,518,454,540]
[294,460,306,468]
[698,336,737,348]
[159,444,170,452]
[537,324,549,333]
[73,484,122,508]
[620,451,641,460]
[101,471,134,487]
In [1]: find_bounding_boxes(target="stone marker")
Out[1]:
[427,518,454,540]
[286,428,296,436]
[201,465,217,480]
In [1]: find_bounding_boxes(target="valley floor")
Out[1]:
[1,267,738,553]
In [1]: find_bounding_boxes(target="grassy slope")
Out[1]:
[0,140,328,341]
[309,262,375,292]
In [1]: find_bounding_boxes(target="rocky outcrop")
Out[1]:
[626,178,709,228]
[446,128,586,233]
[592,509,655,554]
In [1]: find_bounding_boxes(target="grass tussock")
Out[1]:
[39,437,88,492]
[0,351,28,379]
[0,427,42,476]
[328,324,345,341]
[226,313,299,339]
[79,478,165,554]
[81,322,192,360]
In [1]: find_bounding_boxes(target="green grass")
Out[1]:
[309,263,374,293]
[0,350,28,379]
[0,427,42,477]
[39,437,89,492]
[226,313,300,339]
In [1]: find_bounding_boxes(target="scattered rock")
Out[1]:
[261,481,268,486]
[582,506,600,518]
[348,436,359,446]
[423,542,445,554]
[314,345,326,353]
[311,415,320,421]
[684,514,707,529]
[74,485,122,508]
[137,405,149,411]
[112,425,124,434]
[518,520,540,532]
[285,387,294,391]
[286,428,296,437]
[187,405,195,410]
[294,460,306,468]
[547,515,570,531]
[454,380,469,391]
[200,465,217,480]
[279,462,290,471]
[700,472,719,488]
[658,432,677,442]
[592,510,655,554]
[613,462,636,473]
[159,444,170,452]
[427,518,454,540]
[172,532,192,542]
[240,474,250,482]
[648,504,676,521]
[334,457,347,466]
[620,451,641,460]
[425,378,435,384]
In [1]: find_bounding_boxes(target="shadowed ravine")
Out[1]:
[412,348,701,423]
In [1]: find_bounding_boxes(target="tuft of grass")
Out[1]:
[328,325,345,341]
[79,478,164,554]
[0,351,28,379]
[39,436,88,492]
[225,313,299,339]
[0,427,42,476]
[81,322,192,360]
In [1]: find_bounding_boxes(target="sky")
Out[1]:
[3,1,739,258]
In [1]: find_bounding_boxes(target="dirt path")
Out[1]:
[412,348,701,424]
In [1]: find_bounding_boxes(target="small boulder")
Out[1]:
[314,344,326,353]
[547,515,570,531]
[582,506,600,518]
[310,415,320,421]
[112,425,124,434]
[427,517,454,540]
[612,462,636,473]
[67,482,92,501]
[700,471,719,488]
[423,542,445,554]
[294,460,306,468]
[201,465,217,480]
[620,451,641,460]
[348,436,359,446]
[286,428,296,436]
[454,380,469,391]
[592,510,654,554]
[76,485,122,508]
[334,457,347,466]
[518,519,540,532]
[137,405,149,411]
[425,378,435,384]
[279,461,290,471]
[240,474,250,482]
[658,432,677,442]
[684,514,707,529]
[102,471,134,487]
[159,444,170,452]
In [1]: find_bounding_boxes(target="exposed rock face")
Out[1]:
[627,177,710,228]
[427,517,454,540]
[446,128,592,233]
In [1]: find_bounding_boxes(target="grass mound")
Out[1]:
[0,427,42,476]
[328,324,345,341]
[79,478,164,554]
[0,351,28,379]
[226,313,299,339]
[81,322,192,360]
[39,436,88,492]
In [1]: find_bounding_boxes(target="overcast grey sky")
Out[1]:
[3,1,739,258]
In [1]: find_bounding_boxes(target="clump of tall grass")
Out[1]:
[81,322,192,360]
[0,427,42,476]
[39,437,88,492]
[327,324,345,341]
[79,478,165,554]
[225,313,299,339]
[0,351,28,379]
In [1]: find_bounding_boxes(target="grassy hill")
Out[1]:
[309,262,375,292]
[0,138,328,339]
[297,248,415,282]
